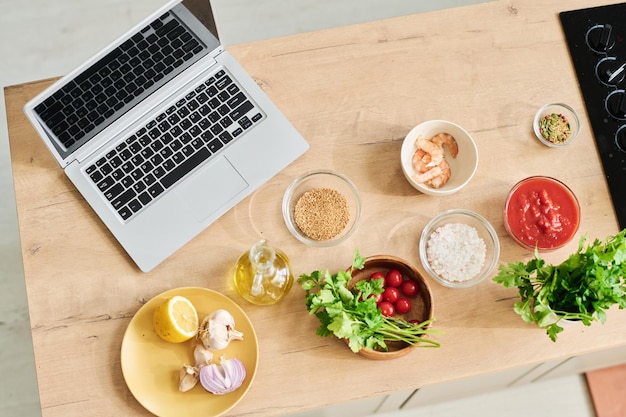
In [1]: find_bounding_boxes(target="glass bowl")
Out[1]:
[419,209,500,288]
[503,176,580,252]
[282,170,361,247]
[533,103,581,147]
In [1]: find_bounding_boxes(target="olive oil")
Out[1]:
[234,240,293,305]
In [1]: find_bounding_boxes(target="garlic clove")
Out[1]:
[178,364,199,392]
[193,343,213,368]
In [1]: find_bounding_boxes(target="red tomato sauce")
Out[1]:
[505,177,580,250]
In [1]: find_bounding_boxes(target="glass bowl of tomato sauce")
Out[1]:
[503,176,580,251]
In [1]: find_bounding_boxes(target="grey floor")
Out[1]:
[0,1,596,416]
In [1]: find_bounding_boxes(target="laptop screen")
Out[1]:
[184,0,220,41]
[32,1,221,163]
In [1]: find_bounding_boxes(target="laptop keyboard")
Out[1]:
[33,11,207,152]
[85,69,265,221]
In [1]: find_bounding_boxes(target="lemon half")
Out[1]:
[153,295,199,343]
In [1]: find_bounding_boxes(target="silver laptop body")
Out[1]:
[23,0,309,272]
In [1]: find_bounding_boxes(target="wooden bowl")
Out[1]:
[348,255,435,360]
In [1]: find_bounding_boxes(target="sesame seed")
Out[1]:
[294,188,350,241]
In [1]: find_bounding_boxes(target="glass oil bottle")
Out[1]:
[233,240,293,305]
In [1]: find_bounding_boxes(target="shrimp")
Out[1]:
[427,158,451,189]
[415,135,443,167]
[412,165,443,184]
[431,133,458,158]
[412,149,433,173]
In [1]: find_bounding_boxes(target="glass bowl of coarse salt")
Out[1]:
[419,209,500,288]
[282,170,361,247]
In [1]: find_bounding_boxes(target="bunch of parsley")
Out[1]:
[493,230,626,342]
[298,250,441,353]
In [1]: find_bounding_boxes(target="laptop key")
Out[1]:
[239,116,253,130]
[216,75,232,90]
[220,116,233,128]
[210,124,223,135]
[153,166,166,178]
[230,100,254,121]
[161,147,211,189]
[87,167,104,183]
[181,145,194,157]
[227,92,246,109]
[208,139,223,153]
[118,206,133,220]
[133,181,147,193]
[155,19,178,37]
[104,183,125,200]
[112,189,136,210]
[128,199,143,213]
[100,163,113,175]
[148,183,165,198]
[120,176,133,188]
[138,192,152,205]
[144,173,157,186]
[111,168,124,181]
[217,104,229,116]
[158,159,174,174]
[219,131,233,144]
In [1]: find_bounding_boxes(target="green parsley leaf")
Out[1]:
[352,249,366,270]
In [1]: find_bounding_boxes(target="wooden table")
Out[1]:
[5,0,626,416]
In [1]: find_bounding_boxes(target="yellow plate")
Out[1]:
[121,287,259,417]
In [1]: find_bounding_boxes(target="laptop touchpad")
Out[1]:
[176,157,248,222]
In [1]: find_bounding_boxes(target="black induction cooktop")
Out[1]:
[560,3,626,231]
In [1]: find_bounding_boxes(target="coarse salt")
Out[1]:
[426,223,486,282]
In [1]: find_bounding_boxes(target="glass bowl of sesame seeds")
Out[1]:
[419,209,500,288]
[282,170,362,247]
[533,103,581,148]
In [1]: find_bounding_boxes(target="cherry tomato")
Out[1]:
[385,269,403,287]
[401,280,419,297]
[370,271,385,281]
[395,298,412,314]
[379,301,395,317]
[382,287,400,303]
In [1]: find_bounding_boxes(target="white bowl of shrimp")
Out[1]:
[400,120,478,196]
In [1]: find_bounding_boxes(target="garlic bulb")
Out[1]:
[197,309,244,351]
[199,356,246,395]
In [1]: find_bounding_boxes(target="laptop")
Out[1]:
[23,0,309,272]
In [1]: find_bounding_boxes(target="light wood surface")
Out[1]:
[5,0,626,416]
